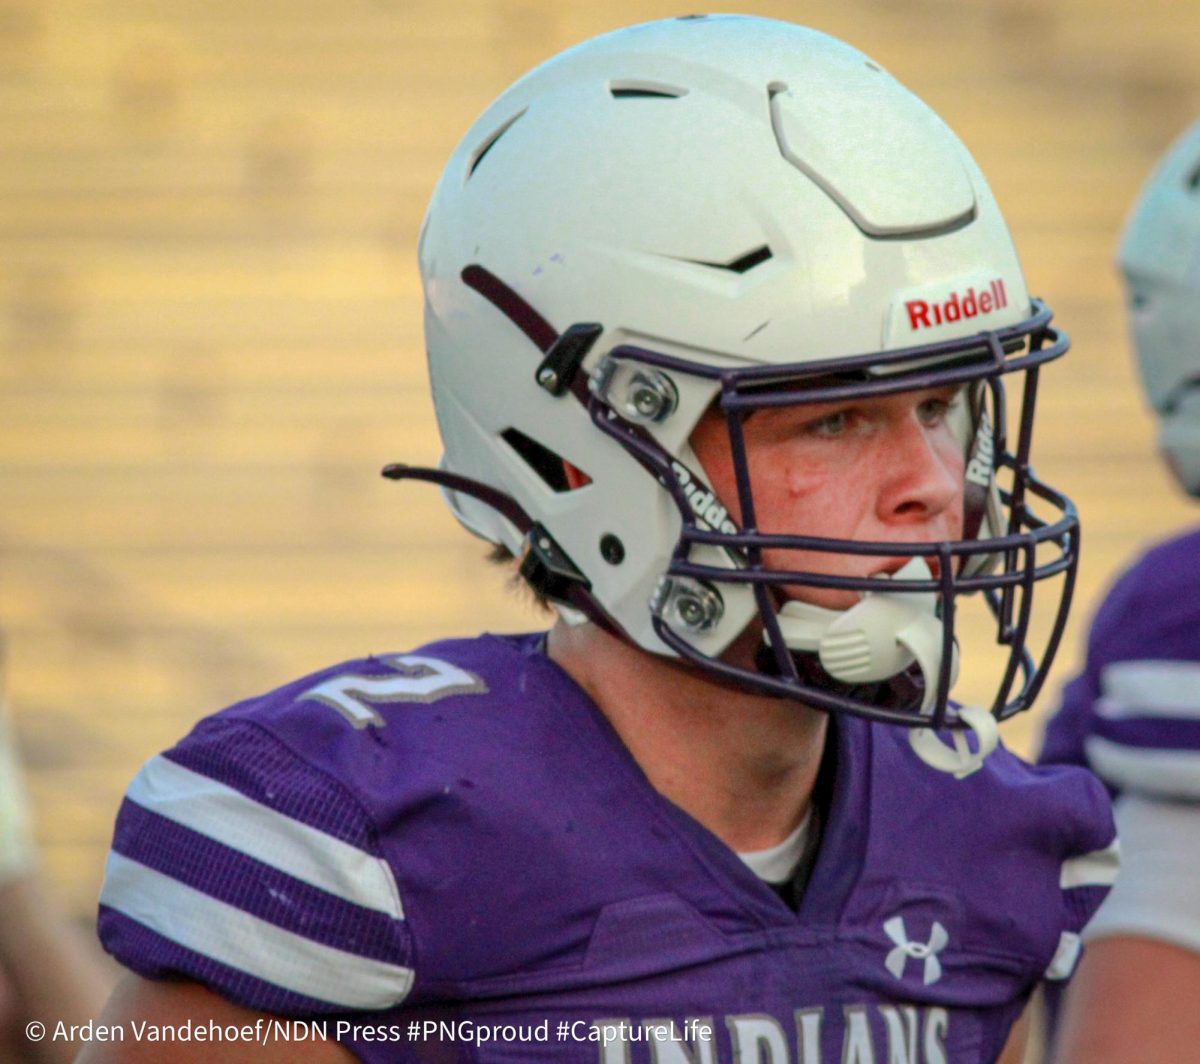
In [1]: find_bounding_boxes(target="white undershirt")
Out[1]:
[737,808,814,885]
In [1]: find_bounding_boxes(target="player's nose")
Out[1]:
[875,416,962,526]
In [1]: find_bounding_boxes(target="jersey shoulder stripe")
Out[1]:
[1038,821,1121,981]
[100,852,414,1010]
[1084,735,1200,800]
[125,753,403,918]
[98,905,343,1016]
[98,716,414,1014]
[106,796,407,964]
[165,716,377,849]
[1042,931,1082,981]
[1059,839,1121,890]
[1045,838,1121,982]
[1098,660,1200,721]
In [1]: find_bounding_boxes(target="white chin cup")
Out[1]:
[908,705,999,778]
[771,556,959,713]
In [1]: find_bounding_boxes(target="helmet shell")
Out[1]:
[1119,118,1200,496]
[420,15,1032,654]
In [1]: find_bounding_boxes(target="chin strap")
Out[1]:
[769,557,995,776]
[772,557,959,712]
[908,706,999,778]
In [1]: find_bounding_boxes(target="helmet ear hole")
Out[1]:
[500,428,591,493]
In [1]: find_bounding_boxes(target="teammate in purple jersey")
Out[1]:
[1040,118,1200,1064]
[84,17,1116,1064]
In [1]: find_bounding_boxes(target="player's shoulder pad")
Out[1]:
[98,705,416,1015]
[1088,525,1200,649]
[219,633,544,790]
[1016,756,1122,982]
[98,633,546,1013]
[868,726,1118,984]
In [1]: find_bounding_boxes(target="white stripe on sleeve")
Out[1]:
[1085,736,1200,800]
[1043,931,1082,981]
[126,754,404,918]
[100,851,414,1010]
[1097,660,1200,721]
[1060,839,1121,889]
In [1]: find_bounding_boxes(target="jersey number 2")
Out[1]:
[300,655,488,729]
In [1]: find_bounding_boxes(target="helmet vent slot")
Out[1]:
[609,80,687,99]
[1187,159,1200,192]
[467,109,527,180]
[501,427,589,492]
[685,245,773,274]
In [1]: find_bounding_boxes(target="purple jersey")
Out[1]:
[1040,526,1200,800]
[100,633,1115,1063]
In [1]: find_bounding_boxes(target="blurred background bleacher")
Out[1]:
[1,0,1198,920]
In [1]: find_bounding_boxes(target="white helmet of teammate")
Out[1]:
[394,15,1077,745]
[1119,118,1200,497]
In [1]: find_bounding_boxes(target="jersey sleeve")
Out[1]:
[1040,532,1200,801]
[1036,762,1121,985]
[1082,659,1200,800]
[98,715,414,1016]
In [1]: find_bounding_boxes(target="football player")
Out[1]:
[1041,118,1200,1064]
[83,17,1116,1064]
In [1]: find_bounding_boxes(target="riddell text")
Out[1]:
[905,280,1008,330]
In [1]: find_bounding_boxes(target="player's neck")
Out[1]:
[546,620,827,854]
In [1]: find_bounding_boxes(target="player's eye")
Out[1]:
[806,410,851,437]
[916,387,965,427]
[916,398,950,426]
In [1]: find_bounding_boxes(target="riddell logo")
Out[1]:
[905,279,1008,331]
[671,461,738,535]
[965,410,995,489]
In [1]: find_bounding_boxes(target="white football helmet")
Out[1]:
[1119,118,1200,497]
[390,15,1077,743]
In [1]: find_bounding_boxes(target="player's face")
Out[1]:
[690,384,967,611]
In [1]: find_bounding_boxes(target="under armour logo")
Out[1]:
[883,916,949,985]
